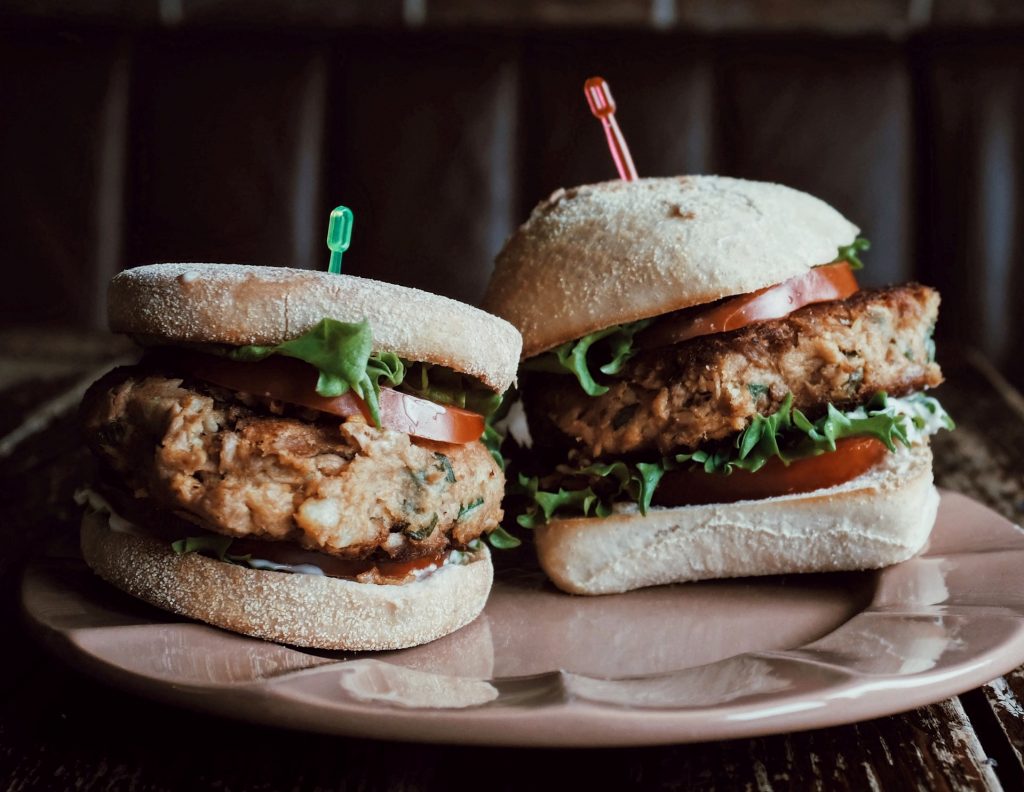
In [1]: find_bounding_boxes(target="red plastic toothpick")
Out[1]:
[584,76,638,181]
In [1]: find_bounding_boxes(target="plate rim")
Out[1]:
[22,490,1024,747]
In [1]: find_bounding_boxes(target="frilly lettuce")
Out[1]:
[521,319,653,396]
[515,392,952,528]
[516,460,665,529]
[401,362,504,418]
[224,318,500,429]
[837,237,871,271]
[229,318,403,427]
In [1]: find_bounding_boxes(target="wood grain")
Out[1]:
[426,0,653,28]
[518,34,715,218]
[932,1,1024,27]
[983,672,1024,772]
[8,1,1024,32]
[676,0,920,34]
[125,34,328,272]
[3,19,1023,393]
[939,352,1024,788]
[929,351,1024,524]
[328,33,519,305]
[0,30,128,331]
[716,40,914,288]
[921,41,1024,388]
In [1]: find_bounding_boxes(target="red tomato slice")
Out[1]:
[639,262,859,349]
[176,352,486,445]
[652,437,887,507]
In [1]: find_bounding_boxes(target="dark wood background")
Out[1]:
[3,5,1024,787]
[2,1,1023,387]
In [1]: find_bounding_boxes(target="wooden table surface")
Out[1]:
[3,329,1024,791]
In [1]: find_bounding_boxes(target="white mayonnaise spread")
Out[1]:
[494,397,533,449]
[888,394,953,444]
[74,487,144,535]
[244,558,326,576]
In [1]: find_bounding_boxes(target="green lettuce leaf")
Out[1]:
[479,387,515,470]
[521,318,653,396]
[171,534,235,560]
[672,392,916,476]
[402,362,504,417]
[515,472,607,529]
[229,318,404,427]
[482,423,506,470]
[837,237,871,270]
[220,318,506,431]
[486,525,522,549]
[514,458,664,529]
[515,392,952,526]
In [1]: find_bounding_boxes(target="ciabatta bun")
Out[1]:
[482,176,859,358]
[80,511,493,650]
[109,263,521,393]
[533,444,937,596]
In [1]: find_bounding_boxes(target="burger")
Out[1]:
[482,176,953,595]
[77,263,522,649]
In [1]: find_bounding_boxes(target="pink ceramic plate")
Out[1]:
[22,491,1024,747]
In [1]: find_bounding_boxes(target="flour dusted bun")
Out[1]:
[81,511,493,650]
[482,176,859,358]
[109,263,521,393]
[534,444,936,596]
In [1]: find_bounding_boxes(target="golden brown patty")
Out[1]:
[81,368,504,560]
[523,285,943,459]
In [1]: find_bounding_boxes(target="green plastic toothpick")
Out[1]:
[327,206,353,273]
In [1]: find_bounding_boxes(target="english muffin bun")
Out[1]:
[84,261,520,651]
[482,176,858,358]
[110,263,521,393]
[534,444,937,596]
[81,510,494,651]
[490,173,948,598]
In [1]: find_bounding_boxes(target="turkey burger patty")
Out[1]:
[77,262,522,650]
[524,284,942,460]
[82,367,504,562]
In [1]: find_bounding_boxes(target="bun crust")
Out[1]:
[533,444,937,595]
[80,511,493,650]
[482,176,859,358]
[109,263,522,393]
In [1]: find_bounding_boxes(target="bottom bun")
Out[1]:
[534,443,938,596]
[80,511,493,650]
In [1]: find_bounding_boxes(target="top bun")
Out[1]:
[109,263,522,393]
[482,176,859,359]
